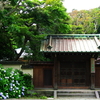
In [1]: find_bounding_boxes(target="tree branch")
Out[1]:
[6,0,22,16]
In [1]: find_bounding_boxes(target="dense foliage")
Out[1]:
[0,65,32,99]
[69,8,100,34]
[0,0,71,61]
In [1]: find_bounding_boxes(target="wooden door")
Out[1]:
[43,69,53,86]
[60,62,87,87]
[33,65,53,88]
[95,67,100,88]
[33,67,43,87]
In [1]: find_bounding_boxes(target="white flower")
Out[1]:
[16,87,19,90]
[13,84,15,86]
[14,73,17,75]
[12,77,14,79]
[6,93,9,98]
[5,77,9,79]
[4,70,6,72]
[12,80,14,82]
[18,95,21,97]
[16,81,18,83]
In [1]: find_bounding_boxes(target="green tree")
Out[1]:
[0,0,71,61]
[69,8,100,34]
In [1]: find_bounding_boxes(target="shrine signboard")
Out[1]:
[91,58,95,73]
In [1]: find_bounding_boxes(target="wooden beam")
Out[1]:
[94,36,100,48]
[90,58,95,89]
[47,36,52,49]
[54,55,58,90]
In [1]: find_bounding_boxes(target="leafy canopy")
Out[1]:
[0,0,71,61]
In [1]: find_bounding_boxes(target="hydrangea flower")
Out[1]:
[12,71,14,74]
[2,95,6,99]
[0,92,3,96]
[4,70,6,72]
[12,80,14,82]
[6,93,9,98]
[0,78,2,80]
[9,88,12,91]
[16,87,19,90]
[10,83,13,86]
[5,77,9,79]
[18,95,21,97]
[22,92,24,96]
[13,84,15,86]
[12,77,14,79]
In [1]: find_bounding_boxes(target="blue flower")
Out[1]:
[22,89,24,91]
[22,86,25,89]
[10,83,12,86]
[0,78,2,80]
[0,92,3,96]
[22,92,24,96]
[12,71,14,74]
[1,95,6,99]
[16,87,19,90]
[3,96,6,99]
[9,88,12,91]
[12,80,14,82]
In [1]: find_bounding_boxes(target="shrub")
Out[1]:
[0,65,32,99]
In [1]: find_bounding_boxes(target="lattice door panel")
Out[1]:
[60,62,86,86]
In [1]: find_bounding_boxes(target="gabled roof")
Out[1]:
[40,34,100,53]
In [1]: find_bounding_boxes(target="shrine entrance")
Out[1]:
[59,61,90,88]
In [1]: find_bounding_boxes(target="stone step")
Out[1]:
[58,92,94,96]
[54,90,98,99]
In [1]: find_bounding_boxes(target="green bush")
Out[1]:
[0,65,33,99]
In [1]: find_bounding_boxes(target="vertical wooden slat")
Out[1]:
[95,67,100,88]
[58,61,60,86]
[54,55,58,90]
[33,67,39,87]
[38,68,43,87]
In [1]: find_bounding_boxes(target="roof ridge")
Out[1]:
[47,34,100,39]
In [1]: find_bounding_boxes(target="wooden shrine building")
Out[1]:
[34,34,100,89]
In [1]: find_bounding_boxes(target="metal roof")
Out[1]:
[40,34,100,53]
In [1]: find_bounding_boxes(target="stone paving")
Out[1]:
[8,98,99,100]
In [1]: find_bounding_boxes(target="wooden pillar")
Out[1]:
[53,54,58,90]
[90,58,95,89]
